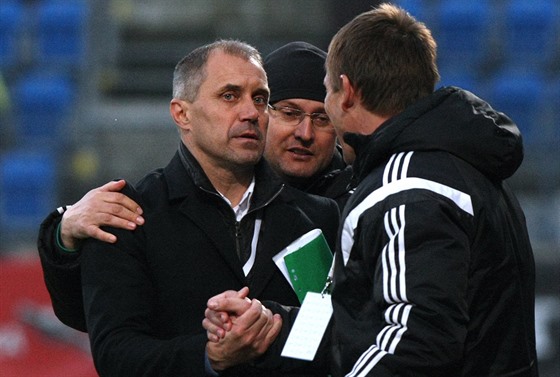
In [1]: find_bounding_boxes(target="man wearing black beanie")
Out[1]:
[264,41,353,209]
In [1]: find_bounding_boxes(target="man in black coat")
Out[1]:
[38,40,339,376]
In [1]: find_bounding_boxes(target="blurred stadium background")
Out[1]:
[0,0,558,375]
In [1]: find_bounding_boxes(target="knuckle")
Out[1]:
[111,203,124,214]
[100,212,113,224]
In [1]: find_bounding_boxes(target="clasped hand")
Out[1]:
[202,287,282,371]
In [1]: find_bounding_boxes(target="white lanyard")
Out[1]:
[242,217,261,276]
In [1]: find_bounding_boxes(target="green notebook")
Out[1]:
[274,229,333,303]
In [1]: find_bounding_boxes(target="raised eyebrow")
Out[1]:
[220,84,242,94]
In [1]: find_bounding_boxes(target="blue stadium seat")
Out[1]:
[36,0,89,69]
[12,73,75,145]
[0,149,57,232]
[434,1,492,71]
[0,1,24,69]
[503,0,558,68]
[487,70,545,146]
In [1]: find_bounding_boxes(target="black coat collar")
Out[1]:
[164,142,287,209]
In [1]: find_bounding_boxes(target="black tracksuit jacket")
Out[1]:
[263,87,538,377]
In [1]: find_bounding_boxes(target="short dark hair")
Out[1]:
[173,39,263,101]
[326,3,439,116]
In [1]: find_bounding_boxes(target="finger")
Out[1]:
[207,289,242,308]
[251,306,274,341]
[99,179,127,192]
[204,308,232,330]
[98,180,144,217]
[251,301,277,336]
[207,294,252,315]
[215,297,252,317]
[207,332,220,343]
[89,194,143,225]
[207,287,249,304]
[98,203,143,227]
[262,314,283,347]
[230,299,267,332]
[249,310,283,354]
[107,193,144,218]
[237,286,250,299]
[228,303,281,355]
[79,212,137,241]
[88,227,118,243]
[252,314,283,355]
[202,318,226,341]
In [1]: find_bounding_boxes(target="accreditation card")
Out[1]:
[281,292,333,361]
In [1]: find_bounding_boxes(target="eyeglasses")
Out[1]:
[268,104,332,129]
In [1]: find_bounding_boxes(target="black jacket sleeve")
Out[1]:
[37,207,87,331]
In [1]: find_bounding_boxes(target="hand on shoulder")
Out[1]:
[59,180,144,249]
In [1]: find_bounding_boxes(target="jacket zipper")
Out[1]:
[198,184,285,260]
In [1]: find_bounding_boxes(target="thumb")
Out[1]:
[103,179,127,192]
[237,286,250,299]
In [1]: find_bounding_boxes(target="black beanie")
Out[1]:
[264,41,327,104]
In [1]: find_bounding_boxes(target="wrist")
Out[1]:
[205,348,222,376]
[56,221,80,253]
[206,344,229,372]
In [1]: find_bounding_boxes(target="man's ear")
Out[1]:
[340,74,356,111]
[170,99,190,129]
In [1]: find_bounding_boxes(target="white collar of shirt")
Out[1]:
[217,177,255,222]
